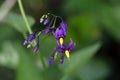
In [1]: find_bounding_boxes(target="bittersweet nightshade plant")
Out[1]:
[57,39,76,58]
[23,13,76,64]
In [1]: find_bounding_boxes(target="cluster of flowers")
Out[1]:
[23,13,76,64]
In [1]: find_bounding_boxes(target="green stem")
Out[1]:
[18,0,48,80]
[37,53,48,80]
[18,0,32,34]
[53,16,57,27]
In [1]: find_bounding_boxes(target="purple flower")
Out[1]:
[54,28,66,45]
[59,54,64,64]
[60,21,67,33]
[43,17,50,25]
[33,44,39,53]
[23,32,36,45]
[28,33,36,41]
[44,27,50,34]
[54,21,67,45]
[57,39,76,58]
[48,54,54,65]
[44,18,54,34]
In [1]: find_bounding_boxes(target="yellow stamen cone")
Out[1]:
[65,50,70,58]
[59,37,64,45]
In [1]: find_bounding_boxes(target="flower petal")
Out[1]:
[56,48,64,53]
[27,32,36,41]
[44,27,50,34]
[48,54,54,65]
[33,44,39,53]
[67,39,76,51]
[60,21,67,32]
[43,17,50,25]
[59,54,64,64]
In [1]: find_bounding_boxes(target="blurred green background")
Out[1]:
[0,0,120,80]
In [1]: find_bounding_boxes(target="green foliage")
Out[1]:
[67,14,100,47]
[3,12,35,34]
[0,42,19,68]
[99,6,120,41]
[60,42,101,74]
[77,58,111,80]
[0,0,119,79]
[15,43,42,80]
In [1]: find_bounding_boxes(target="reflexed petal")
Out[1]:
[54,27,64,39]
[60,21,67,32]
[67,38,76,51]
[56,48,64,53]
[54,28,59,38]
[67,39,73,49]
[69,42,76,51]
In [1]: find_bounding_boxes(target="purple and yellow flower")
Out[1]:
[48,39,75,64]
[54,21,67,45]
[24,13,76,64]
[57,39,76,58]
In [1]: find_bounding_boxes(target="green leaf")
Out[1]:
[67,14,100,48]
[15,43,42,80]
[3,12,35,33]
[0,24,17,43]
[0,42,19,68]
[59,42,101,74]
[99,6,120,41]
[63,0,102,14]
[76,58,111,80]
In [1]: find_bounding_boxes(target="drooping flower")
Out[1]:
[24,13,76,65]
[54,21,67,45]
[56,39,76,58]
[44,17,54,34]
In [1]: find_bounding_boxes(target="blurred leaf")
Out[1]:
[67,14,100,48]
[63,0,102,14]
[15,43,42,80]
[39,34,56,58]
[59,42,101,74]
[99,6,120,41]
[3,12,35,33]
[77,58,111,80]
[0,42,19,68]
[0,24,17,44]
